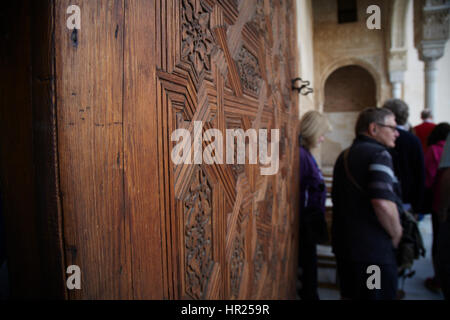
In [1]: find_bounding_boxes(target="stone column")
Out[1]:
[389,70,405,99]
[417,0,450,112]
[420,41,447,112]
[424,59,437,112]
[388,48,407,99]
[392,82,402,99]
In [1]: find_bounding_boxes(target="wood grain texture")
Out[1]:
[55,0,131,299]
[123,0,165,299]
[2,0,299,299]
[158,0,299,300]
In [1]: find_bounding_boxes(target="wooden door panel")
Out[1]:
[157,0,299,300]
[54,0,131,299]
[2,0,298,299]
[123,0,165,299]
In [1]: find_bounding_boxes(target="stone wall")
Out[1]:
[312,0,390,167]
[296,0,316,117]
[313,0,391,109]
[296,0,449,168]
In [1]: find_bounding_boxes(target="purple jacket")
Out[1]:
[300,146,326,218]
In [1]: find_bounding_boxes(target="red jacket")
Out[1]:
[414,121,436,153]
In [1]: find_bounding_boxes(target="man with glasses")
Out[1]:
[332,107,402,300]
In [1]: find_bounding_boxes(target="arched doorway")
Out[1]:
[321,65,377,167]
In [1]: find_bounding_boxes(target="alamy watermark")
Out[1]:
[66,265,81,290]
[66,5,81,30]
[366,5,381,30]
[171,121,280,176]
[366,265,381,290]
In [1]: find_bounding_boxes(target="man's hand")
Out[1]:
[392,232,402,249]
[371,199,403,248]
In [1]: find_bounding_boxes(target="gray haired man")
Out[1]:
[332,107,402,300]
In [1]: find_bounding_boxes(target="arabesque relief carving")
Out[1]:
[236,46,263,95]
[181,0,215,77]
[184,168,214,299]
[254,241,264,284]
[230,235,245,298]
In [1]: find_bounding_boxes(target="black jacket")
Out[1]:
[389,128,425,213]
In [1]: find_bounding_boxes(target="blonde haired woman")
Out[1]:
[298,110,331,300]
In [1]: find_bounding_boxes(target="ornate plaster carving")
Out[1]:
[423,3,450,40]
[420,40,448,60]
[388,49,408,73]
[417,0,450,61]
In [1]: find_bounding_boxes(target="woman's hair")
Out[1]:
[427,122,450,147]
[299,111,331,150]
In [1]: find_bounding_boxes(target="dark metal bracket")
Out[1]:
[291,77,314,96]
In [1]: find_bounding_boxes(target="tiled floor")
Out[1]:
[317,215,445,300]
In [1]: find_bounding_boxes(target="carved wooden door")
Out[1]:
[157,0,300,299]
[1,0,299,299]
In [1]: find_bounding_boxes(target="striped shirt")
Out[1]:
[331,135,400,264]
[368,149,399,202]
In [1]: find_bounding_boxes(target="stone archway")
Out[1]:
[318,58,382,109]
[321,65,377,167]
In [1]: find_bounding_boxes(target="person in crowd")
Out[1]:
[413,109,436,154]
[382,99,425,214]
[424,123,450,293]
[298,110,331,300]
[435,135,450,300]
[332,107,402,300]
[425,123,450,190]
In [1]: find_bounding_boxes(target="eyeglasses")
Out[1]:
[376,123,398,132]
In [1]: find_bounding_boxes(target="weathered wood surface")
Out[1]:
[1,0,300,299]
